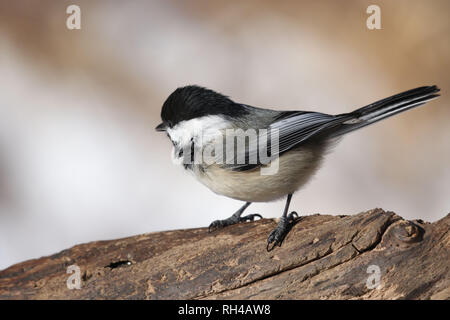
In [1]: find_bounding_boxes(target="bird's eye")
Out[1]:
[178,149,183,157]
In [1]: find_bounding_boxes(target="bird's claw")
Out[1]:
[208,213,262,233]
[266,211,298,251]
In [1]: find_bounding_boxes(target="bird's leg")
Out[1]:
[208,202,262,232]
[267,194,298,251]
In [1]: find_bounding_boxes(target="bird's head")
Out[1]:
[156,85,247,166]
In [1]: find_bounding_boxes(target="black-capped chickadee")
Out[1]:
[156,85,440,251]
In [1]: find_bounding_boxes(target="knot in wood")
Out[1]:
[389,220,423,246]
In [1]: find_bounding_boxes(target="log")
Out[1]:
[0,209,449,300]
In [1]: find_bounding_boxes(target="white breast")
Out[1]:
[195,147,324,202]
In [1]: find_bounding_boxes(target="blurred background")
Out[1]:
[0,0,449,270]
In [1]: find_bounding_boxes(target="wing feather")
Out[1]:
[220,111,345,171]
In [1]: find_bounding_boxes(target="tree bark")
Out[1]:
[0,209,449,299]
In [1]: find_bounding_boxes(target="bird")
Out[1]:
[156,85,440,251]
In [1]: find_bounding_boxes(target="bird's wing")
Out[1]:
[218,111,347,171]
[269,111,339,154]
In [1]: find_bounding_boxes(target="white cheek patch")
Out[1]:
[167,115,231,152]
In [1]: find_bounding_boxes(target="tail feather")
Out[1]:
[329,85,440,137]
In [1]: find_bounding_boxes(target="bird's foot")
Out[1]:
[266,211,298,251]
[208,213,262,232]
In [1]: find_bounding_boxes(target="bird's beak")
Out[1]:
[155,122,167,132]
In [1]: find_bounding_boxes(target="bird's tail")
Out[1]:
[329,85,440,138]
